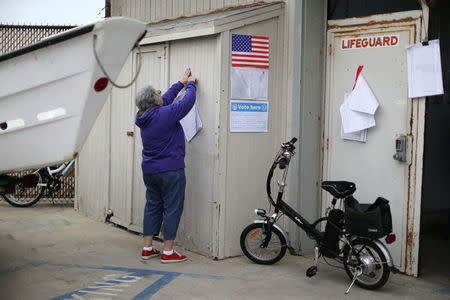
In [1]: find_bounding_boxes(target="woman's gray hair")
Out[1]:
[135,85,160,116]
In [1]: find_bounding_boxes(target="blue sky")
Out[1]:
[0,0,105,26]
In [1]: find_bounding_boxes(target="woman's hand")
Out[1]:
[181,68,190,84]
[188,76,197,83]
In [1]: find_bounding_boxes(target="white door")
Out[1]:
[108,44,167,231]
[129,44,167,232]
[108,54,134,228]
[323,11,425,274]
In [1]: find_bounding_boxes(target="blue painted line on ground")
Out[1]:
[132,274,180,300]
[50,271,147,300]
[1,259,236,280]
[2,260,244,299]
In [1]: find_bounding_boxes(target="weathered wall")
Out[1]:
[111,0,280,23]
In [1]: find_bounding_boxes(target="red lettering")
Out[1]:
[361,38,368,47]
[342,39,348,49]
[383,36,390,46]
[350,39,355,48]
[369,37,376,47]
[356,38,362,48]
[375,37,382,47]
[391,35,398,46]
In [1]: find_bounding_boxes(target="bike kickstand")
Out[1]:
[314,246,319,269]
[345,266,362,295]
[306,246,320,278]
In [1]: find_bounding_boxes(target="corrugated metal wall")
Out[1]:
[111,0,280,23]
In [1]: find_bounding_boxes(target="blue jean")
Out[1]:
[142,169,186,240]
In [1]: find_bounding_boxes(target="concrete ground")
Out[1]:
[0,202,448,300]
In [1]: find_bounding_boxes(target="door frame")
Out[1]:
[323,10,425,276]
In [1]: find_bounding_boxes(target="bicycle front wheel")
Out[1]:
[2,171,45,207]
[240,223,287,265]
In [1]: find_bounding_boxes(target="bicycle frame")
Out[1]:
[47,159,75,177]
[243,138,397,294]
[261,140,394,264]
[36,159,75,189]
[265,142,324,243]
[35,159,74,178]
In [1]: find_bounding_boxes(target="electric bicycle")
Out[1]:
[240,138,399,294]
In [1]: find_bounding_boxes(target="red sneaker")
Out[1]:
[141,248,160,259]
[160,251,187,263]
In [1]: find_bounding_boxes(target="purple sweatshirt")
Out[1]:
[135,81,196,174]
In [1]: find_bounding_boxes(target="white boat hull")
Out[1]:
[0,17,147,173]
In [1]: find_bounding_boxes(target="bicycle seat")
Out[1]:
[321,181,356,198]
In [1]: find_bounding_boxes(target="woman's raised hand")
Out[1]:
[181,68,190,84]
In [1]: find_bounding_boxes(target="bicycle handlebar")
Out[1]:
[266,137,298,206]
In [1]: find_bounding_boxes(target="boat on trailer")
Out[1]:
[0,17,147,174]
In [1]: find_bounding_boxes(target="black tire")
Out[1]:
[343,238,390,290]
[240,223,287,265]
[2,171,45,207]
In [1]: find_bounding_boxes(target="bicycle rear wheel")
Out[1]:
[2,171,45,207]
[240,223,287,265]
[343,238,390,290]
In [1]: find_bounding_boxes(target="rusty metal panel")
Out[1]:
[323,11,423,274]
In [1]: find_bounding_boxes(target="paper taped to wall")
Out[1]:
[406,39,444,98]
[231,67,268,100]
[340,90,375,135]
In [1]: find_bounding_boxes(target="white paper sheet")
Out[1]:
[231,67,268,100]
[341,126,367,142]
[230,100,268,132]
[180,104,202,142]
[347,74,379,115]
[340,90,376,133]
[406,39,444,98]
[174,89,203,142]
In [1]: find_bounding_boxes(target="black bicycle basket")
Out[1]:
[344,196,393,238]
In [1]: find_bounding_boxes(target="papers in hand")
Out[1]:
[180,104,202,142]
[175,89,203,142]
[406,39,444,98]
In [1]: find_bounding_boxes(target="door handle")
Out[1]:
[393,135,411,164]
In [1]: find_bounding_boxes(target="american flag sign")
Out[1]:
[231,34,269,68]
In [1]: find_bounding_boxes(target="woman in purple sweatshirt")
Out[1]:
[135,68,197,263]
